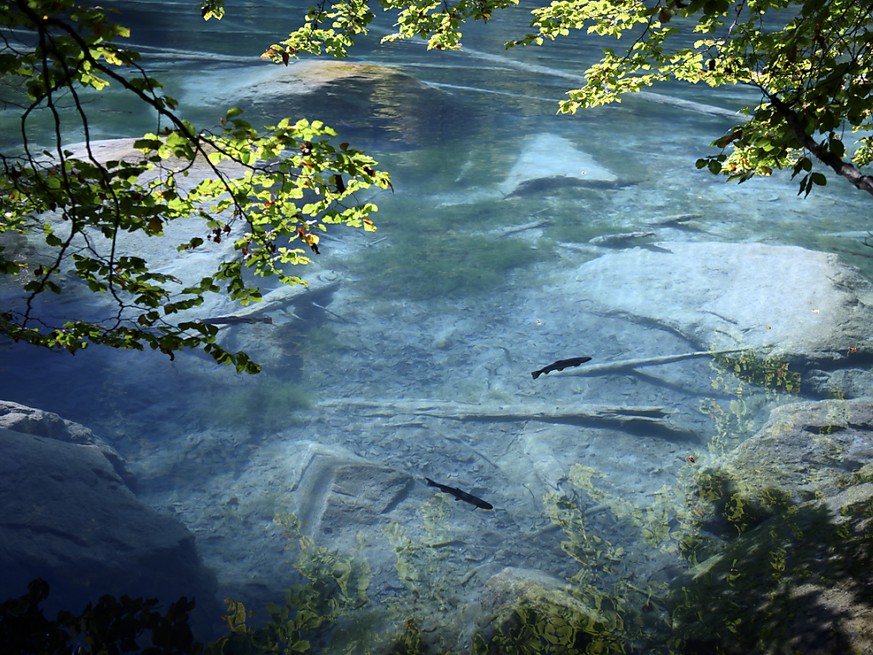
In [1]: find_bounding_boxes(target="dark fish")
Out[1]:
[531,356,592,379]
[425,477,493,510]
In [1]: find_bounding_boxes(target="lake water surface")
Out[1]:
[2,1,872,651]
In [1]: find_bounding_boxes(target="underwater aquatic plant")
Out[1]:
[211,512,372,654]
[701,349,800,457]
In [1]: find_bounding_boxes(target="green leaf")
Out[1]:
[0,0,395,373]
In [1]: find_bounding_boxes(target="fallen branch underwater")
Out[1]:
[317,351,753,441]
[319,399,665,419]
[318,399,697,440]
[318,348,764,440]
[544,349,751,377]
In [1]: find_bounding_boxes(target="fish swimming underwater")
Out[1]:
[425,478,493,510]
[531,356,592,379]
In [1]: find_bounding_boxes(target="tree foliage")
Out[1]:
[0,0,391,372]
[258,0,873,197]
[0,578,200,654]
[520,0,873,197]
[3,0,871,370]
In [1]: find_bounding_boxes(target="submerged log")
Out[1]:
[318,399,697,440]
[319,399,665,418]
[548,349,752,377]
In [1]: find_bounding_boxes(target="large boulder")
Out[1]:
[567,242,873,367]
[222,59,468,149]
[674,399,873,654]
[714,398,873,509]
[499,133,620,197]
[0,402,216,622]
[0,400,130,486]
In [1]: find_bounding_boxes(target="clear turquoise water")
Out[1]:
[2,0,872,647]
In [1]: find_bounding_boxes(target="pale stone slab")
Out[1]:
[499,133,619,197]
[568,242,873,364]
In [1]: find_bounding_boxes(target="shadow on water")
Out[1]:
[0,328,312,453]
[673,479,873,655]
[1,452,870,653]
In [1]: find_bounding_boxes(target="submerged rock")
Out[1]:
[231,60,420,101]
[674,398,873,654]
[476,567,614,652]
[805,366,873,399]
[0,401,216,619]
[499,133,620,197]
[39,138,242,318]
[195,436,511,622]
[689,398,873,539]
[277,441,413,540]
[0,399,130,486]
[717,398,873,509]
[181,440,418,603]
[40,138,346,340]
[227,60,468,149]
[589,231,656,248]
[569,241,873,367]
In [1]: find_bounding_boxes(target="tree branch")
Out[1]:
[767,92,873,196]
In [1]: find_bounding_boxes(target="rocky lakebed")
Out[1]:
[2,59,872,652]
